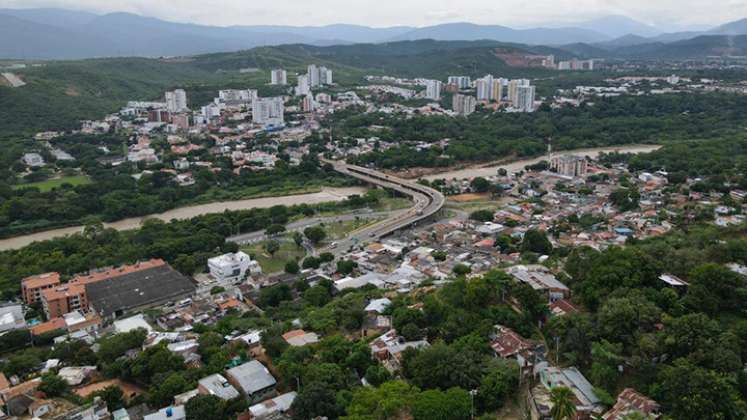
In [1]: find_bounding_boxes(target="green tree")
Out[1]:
[478,360,519,411]
[521,229,553,255]
[285,260,300,274]
[266,224,286,235]
[293,231,304,248]
[186,394,225,420]
[304,226,327,244]
[264,240,280,256]
[469,209,494,222]
[470,177,490,193]
[92,386,125,411]
[336,259,357,275]
[411,388,471,420]
[653,359,745,420]
[39,372,69,397]
[549,386,577,420]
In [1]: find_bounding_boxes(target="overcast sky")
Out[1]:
[1,0,744,28]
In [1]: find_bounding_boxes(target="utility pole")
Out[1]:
[469,389,478,419]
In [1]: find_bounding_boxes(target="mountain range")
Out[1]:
[1,8,747,60]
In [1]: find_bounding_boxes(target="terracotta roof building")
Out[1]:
[602,388,661,420]
[22,272,61,304]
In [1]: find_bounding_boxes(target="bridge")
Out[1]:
[321,159,445,253]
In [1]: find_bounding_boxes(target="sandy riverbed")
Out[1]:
[421,144,662,182]
[0,187,366,251]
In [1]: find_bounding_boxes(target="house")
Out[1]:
[490,325,538,371]
[198,374,240,401]
[282,329,320,347]
[144,405,186,420]
[658,273,688,289]
[548,299,579,317]
[365,298,392,314]
[0,304,26,333]
[507,265,569,302]
[602,388,661,420]
[370,329,429,372]
[58,366,96,386]
[248,391,297,419]
[226,361,277,402]
[529,363,605,420]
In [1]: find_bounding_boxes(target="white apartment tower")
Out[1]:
[252,97,285,126]
[508,79,530,104]
[270,69,288,85]
[296,74,311,96]
[476,75,493,101]
[165,89,188,113]
[448,76,471,89]
[516,85,536,112]
[307,64,321,87]
[425,80,442,100]
[452,94,477,116]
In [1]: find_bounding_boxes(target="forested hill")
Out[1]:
[0,40,561,137]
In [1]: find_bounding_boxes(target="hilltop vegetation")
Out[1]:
[0,40,559,137]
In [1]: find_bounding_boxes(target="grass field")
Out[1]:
[242,239,306,274]
[12,175,92,192]
[323,217,384,241]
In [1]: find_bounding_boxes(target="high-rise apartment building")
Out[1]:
[270,69,288,85]
[165,89,188,113]
[507,79,530,104]
[476,75,493,101]
[452,94,477,116]
[296,75,311,96]
[491,79,505,102]
[447,76,471,89]
[307,65,320,87]
[516,85,536,112]
[252,97,285,126]
[424,80,442,100]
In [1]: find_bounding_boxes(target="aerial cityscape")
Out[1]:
[1,1,747,420]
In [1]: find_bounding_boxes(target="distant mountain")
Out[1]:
[573,15,661,38]
[612,35,747,60]
[0,14,112,59]
[596,34,652,49]
[0,7,97,28]
[232,24,414,44]
[711,18,747,35]
[555,43,613,59]
[389,22,609,45]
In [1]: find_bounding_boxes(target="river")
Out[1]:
[0,187,366,251]
[421,144,662,181]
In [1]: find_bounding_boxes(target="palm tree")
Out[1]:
[550,386,577,420]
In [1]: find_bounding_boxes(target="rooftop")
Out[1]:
[226,360,276,395]
[72,259,166,285]
[22,272,61,289]
[198,374,240,401]
[85,263,195,317]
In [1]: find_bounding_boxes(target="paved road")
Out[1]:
[320,159,446,254]
[226,210,404,246]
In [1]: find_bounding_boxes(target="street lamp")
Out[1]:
[469,389,478,419]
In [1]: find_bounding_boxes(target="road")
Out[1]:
[226,210,405,246]
[321,159,446,254]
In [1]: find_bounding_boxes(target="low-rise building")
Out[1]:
[226,361,277,402]
[248,391,297,419]
[507,265,570,302]
[22,272,61,304]
[198,374,240,401]
[208,252,261,285]
[602,388,661,420]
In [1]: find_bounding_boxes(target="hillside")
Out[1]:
[0,40,563,136]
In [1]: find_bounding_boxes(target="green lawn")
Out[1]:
[12,175,92,192]
[322,217,384,241]
[242,239,306,274]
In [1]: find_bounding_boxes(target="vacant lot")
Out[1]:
[12,175,92,192]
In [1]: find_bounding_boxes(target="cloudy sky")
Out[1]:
[1,0,744,28]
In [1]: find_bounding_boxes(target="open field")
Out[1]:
[242,239,306,274]
[12,175,92,192]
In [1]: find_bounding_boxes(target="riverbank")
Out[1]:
[0,187,366,251]
[420,144,662,181]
